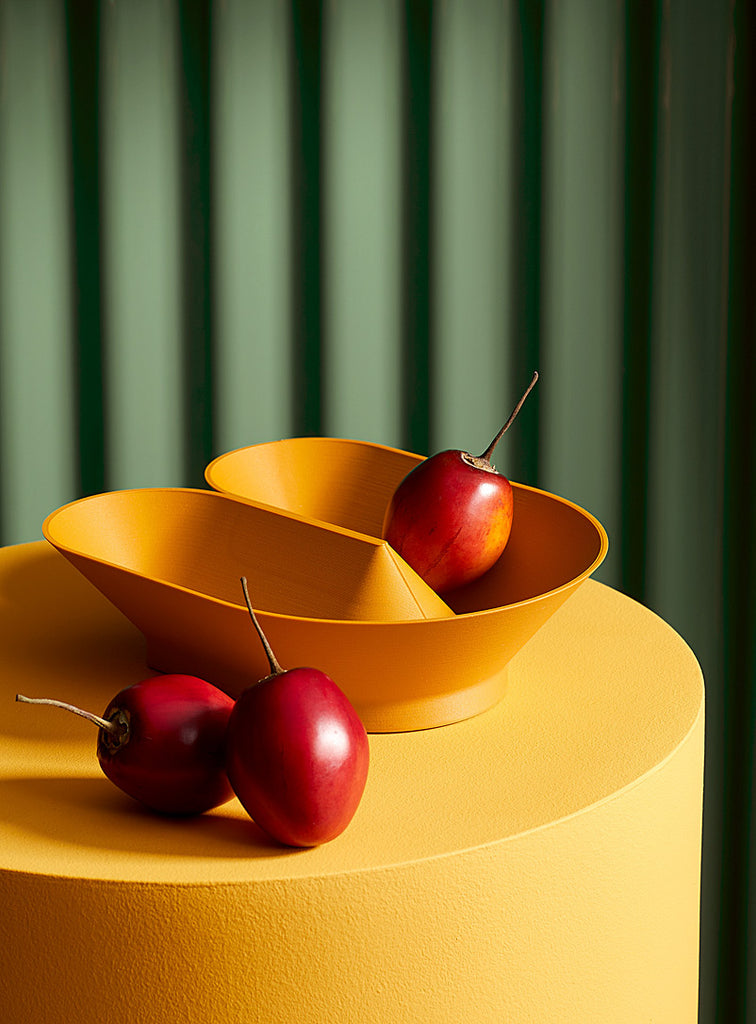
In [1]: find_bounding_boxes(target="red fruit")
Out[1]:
[225,578,369,848]
[383,371,538,594]
[16,674,235,815]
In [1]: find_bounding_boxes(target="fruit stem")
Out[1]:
[15,693,119,734]
[479,370,539,464]
[240,576,285,677]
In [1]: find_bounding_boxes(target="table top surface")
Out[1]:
[0,540,703,886]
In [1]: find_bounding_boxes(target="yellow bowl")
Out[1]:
[42,440,607,732]
[204,438,608,730]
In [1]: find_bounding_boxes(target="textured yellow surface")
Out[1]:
[0,541,703,1022]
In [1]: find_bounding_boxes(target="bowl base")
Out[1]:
[145,635,511,733]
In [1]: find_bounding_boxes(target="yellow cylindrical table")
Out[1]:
[0,542,704,1023]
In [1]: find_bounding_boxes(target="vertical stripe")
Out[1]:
[177,0,214,485]
[64,0,106,497]
[619,0,662,603]
[644,0,731,662]
[289,0,324,437]
[101,0,183,490]
[719,4,756,1021]
[323,0,402,447]
[214,0,293,453]
[0,0,76,544]
[540,0,624,587]
[400,0,434,455]
[509,0,544,485]
[433,0,512,460]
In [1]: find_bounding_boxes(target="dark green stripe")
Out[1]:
[178,0,214,485]
[64,0,106,497]
[619,1,662,604]
[0,171,3,544]
[717,4,756,1020]
[289,0,324,437]
[400,0,434,456]
[509,0,544,486]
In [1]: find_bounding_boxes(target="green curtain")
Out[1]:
[0,1,753,1019]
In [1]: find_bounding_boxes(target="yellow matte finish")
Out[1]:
[205,435,425,537]
[43,486,453,622]
[43,439,608,730]
[1,542,703,1022]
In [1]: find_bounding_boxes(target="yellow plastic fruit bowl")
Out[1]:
[42,439,607,733]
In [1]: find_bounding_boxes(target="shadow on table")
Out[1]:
[0,774,305,860]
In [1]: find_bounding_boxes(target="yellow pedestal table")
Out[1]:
[0,542,704,1023]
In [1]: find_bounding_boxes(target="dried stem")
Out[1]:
[15,693,118,734]
[479,370,539,463]
[240,576,285,677]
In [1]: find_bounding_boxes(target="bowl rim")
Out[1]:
[206,436,609,621]
[42,481,609,628]
[204,434,427,486]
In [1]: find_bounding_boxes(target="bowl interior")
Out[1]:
[206,437,607,615]
[42,488,453,623]
[205,437,423,538]
[444,484,606,615]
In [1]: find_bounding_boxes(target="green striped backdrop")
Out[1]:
[0,1,753,1020]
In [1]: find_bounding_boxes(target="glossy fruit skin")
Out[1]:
[383,449,514,594]
[225,667,370,847]
[96,674,235,815]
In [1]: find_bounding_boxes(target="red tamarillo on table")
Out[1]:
[225,576,370,848]
[16,675,235,815]
[382,371,539,594]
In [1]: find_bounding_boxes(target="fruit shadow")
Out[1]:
[0,776,306,860]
